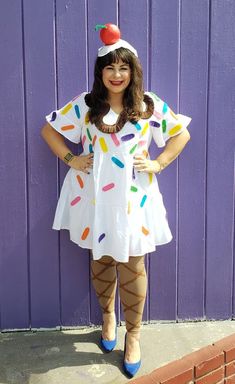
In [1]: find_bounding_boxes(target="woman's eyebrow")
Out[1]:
[106,63,129,67]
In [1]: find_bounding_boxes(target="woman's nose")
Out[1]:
[113,70,121,78]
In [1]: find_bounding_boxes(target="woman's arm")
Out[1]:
[41,123,93,173]
[133,128,191,173]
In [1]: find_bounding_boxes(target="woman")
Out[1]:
[41,29,191,378]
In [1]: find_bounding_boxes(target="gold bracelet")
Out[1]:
[64,152,75,164]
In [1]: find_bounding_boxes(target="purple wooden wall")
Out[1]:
[0,0,234,331]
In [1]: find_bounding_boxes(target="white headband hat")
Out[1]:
[98,39,138,57]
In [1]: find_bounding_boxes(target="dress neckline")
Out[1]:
[95,94,154,134]
[109,107,121,116]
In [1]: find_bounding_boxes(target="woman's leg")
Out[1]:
[90,255,117,340]
[117,255,147,362]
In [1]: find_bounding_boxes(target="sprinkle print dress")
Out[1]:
[46,92,191,262]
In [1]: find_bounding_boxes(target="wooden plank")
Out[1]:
[60,235,90,326]
[56,0,90,326]
[87,0,118,326]
[119,0,149,90]
[206,0,235,319]
[0,0,29,330]
[23,0,60,328]
[119,0,149,322]
[177,0,209,319]
[87,0,118,90]
[149,0,180,320]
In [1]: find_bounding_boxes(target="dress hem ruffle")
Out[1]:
[52,226,173,262]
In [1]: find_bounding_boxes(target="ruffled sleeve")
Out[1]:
[147,92,192,148]
[45,92,87,144]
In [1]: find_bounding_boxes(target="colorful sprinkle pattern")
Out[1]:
[61,124,75,131]
[50,111,57,122]
[71,196,81,206]
[102,183,115,192]
[99,137,108,152]
[74,105,81,119]
[46,91,190,262]
[140,195,147,207]
[98,233,105,243]
[61,103,72,115]
[81,227,90,240]
[111,156,124,168]
[76,175,84,188]
[121,133,135,142]
[111,133,120,146]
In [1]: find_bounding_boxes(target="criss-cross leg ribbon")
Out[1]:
[90,256,117,314]
[117,256,147,334]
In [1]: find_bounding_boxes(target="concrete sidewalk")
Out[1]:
[1,321,235,384]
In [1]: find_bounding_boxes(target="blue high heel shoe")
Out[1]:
[100,324,117,352]
[123,333,141,378]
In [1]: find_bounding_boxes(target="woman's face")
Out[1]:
[102,60,131,97]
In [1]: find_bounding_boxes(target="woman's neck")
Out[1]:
[107,93,124,113]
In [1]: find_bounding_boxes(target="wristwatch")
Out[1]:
[64,152,75,164]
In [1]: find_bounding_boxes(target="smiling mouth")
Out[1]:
[110,81,124,86]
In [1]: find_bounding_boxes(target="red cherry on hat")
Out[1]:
[95,23,121,45]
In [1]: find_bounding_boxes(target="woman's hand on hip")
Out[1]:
[133,155,161,174]
[69,153,93,173]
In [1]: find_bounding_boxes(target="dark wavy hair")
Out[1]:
[85,47,144,124]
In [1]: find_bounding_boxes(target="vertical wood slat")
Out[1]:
[56,0,90,327]
[149,0,180,320]
[87,0,118,326]
[177,0,209,319]
[119,0,149,91]
[0,0,29,330]
[87,0,118,91]
[206,0,235,319]
[23,0,60,328]
[119,0,149,322]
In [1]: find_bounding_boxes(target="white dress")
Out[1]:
[46,92,191,262]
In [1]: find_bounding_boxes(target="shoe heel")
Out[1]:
[100,325,117,353]
[123,332,141,378]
